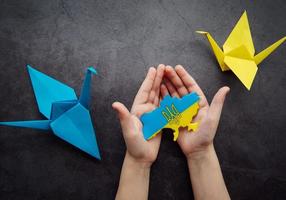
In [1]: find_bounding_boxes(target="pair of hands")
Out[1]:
[112,64,229,167]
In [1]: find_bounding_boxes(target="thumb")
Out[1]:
[112,102,131,124]
[208,86,230,123]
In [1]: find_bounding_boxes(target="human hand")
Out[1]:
[112,64,165,167]
[161,65,230,159]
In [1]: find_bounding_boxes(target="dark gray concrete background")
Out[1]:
[0,0,286,199]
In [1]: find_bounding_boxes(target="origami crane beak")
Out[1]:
[87,66,97,75]
[196,31,208,35]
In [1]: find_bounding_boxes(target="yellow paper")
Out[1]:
[164,102,199,141]
[197,11,286,90]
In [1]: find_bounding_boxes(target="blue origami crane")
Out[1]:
[0,65,101,159]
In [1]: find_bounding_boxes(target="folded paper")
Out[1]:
[141,92,200,141]
[197,11,286,90]
[0,65,101,159]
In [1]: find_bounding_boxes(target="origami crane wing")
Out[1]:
[0,120,51,130]
[50,103,100,159]
[27,65,77,119]
[223,11,255,56]
[224,56,258,90]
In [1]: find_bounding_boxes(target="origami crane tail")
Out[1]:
[79,67,97,109]
[0,120,51,130]
[196,31,228,71]
[255,36,286,65]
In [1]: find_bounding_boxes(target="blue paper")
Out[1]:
[0,65,101,159]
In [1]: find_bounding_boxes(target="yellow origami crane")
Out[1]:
[197,11,286,90]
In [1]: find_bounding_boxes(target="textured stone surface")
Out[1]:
[0,0,286,199]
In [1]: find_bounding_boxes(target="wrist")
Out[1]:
[116,151,151,200]
[186,144,216,164]
[125,151,153,169]
[185,144,230,200]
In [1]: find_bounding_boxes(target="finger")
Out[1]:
[208,87,230,125]
[112,102,132,140]
[165,65,189,96]
[160,84,169,97]
[112,102,131,123]
[113,102,143,150]
[133,67,156,106]
[149,64,165,105]
[175,65,209,107]
[164,78,180,98]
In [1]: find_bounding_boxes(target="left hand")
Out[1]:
[112,64,165,166]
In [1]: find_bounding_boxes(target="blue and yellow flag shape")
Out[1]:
[141,92,200,141]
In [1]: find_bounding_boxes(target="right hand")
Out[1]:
[161,65,230,159]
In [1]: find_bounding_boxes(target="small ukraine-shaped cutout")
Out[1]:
[141,92,200,141]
